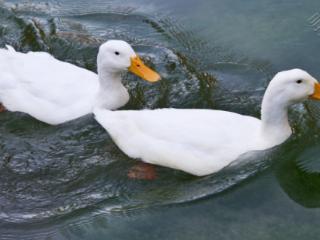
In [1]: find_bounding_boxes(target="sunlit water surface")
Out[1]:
[1,0,320,239]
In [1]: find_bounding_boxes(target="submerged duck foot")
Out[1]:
[0,103,6,112]
[127,162,157,180]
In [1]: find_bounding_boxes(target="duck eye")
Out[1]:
[115,51,120,56]
[296,79,303,84]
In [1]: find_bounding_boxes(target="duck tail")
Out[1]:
[93,108,115,127]
[93,107,112,120]
[5,45,16,52]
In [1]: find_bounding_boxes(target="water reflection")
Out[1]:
[276,143,320,208]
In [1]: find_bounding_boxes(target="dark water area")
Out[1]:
[1,0,320,239]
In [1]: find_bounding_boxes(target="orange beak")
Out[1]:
[128,56,161,82]
[310,83,320,100]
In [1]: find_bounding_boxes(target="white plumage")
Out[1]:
[0,40,160,125]
[0,46,98,124]
[95,69,320,176]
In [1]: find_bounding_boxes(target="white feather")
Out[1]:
[94,69,320,176]
[0,48,98,124]
[0,40,146,124]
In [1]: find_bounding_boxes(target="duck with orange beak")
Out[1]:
[0,40,160,125]
[94,69,320,177]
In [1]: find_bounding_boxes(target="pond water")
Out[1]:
[1,0,320,239]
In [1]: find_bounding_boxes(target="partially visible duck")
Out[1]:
[94,69,320,176]
[0,40,160,124]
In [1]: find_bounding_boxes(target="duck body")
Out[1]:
[0,41,160,125]
[95,108,275,176]
[0,47,99,124]
[95,69,320,176]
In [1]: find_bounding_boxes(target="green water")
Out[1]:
[1,0,320,239]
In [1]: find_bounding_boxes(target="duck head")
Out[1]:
[266,69,320,106]
[259,69,320,147]
[97,40,160,82]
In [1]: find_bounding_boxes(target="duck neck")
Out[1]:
[95,70,129,110]
[260,91,292,146]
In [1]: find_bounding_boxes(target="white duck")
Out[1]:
[0,40,160,125]
[94,69,320,176]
